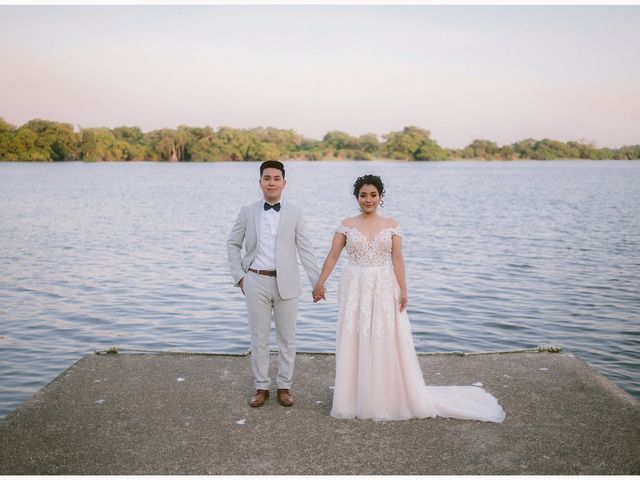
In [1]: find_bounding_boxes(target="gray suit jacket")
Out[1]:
[227,200,320,300]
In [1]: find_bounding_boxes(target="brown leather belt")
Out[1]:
[249,268,277,277]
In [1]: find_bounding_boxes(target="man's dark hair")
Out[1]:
[260,160,285,178]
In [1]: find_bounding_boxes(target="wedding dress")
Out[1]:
[331,224,506,423]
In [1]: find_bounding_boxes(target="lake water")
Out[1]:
[1,160,639,418]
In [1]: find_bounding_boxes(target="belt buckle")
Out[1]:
[250,268,276,277]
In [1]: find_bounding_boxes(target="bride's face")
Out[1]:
[357,184,381,214]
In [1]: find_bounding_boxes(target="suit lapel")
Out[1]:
[276,201,288,239]
[253,200,262,243]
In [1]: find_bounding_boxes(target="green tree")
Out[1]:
[467,139,500,160]
[253,127,304,158]
[18,119,78,161]
[383,126,438,160]
[616,145,640,160]
[113,126,146,146]
[498,145,515,160]
[145,128,193,162]
[78,128,119,161]
[414,138,447,161]
[9,127,45,160]
[215,127,252,161]
[531,139,573,160]
[512,139,536,159]
[323,131,352,151]
[293,138,325,160]
[356,133,381,155]
[245,139,281,161]
[78,127,148,161]
[0,118,16,161]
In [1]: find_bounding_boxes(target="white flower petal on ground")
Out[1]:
[95,399,105,404]
[472,382,483,387]
[235,419,246,425]
[177,377,185,382]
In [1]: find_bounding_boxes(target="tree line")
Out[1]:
[1,117,638,162]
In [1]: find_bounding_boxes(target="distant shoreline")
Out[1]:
[1,158,638,163]
[1,118,638,162]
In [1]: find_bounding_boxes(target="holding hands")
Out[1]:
[312,283,326,303]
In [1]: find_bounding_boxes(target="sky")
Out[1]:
[0,5,639,148]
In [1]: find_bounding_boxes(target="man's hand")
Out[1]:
[239,278,245,296]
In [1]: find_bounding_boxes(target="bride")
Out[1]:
[312,174,506,422]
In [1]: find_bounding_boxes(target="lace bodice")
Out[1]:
[336,224,401,267]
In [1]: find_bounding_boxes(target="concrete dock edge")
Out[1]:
[1,351,638,474]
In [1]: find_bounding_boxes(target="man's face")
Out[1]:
[259,167,286,203]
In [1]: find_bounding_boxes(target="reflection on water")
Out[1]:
[1,160,639,417]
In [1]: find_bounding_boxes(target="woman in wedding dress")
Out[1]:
[312,175,506,422]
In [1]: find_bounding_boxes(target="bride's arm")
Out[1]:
[312,232,346,302]
[391,234,408,312]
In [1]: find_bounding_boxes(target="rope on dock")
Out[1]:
[95,346,250,356]
[416,344,562,356]
[95,344,562,356]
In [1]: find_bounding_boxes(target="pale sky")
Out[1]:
[1,5,639,148]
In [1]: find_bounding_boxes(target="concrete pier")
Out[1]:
[1,351,638,474]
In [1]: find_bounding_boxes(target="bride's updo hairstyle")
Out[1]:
[353,174,385,207]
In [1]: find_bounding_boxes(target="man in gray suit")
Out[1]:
[227,161,320,408]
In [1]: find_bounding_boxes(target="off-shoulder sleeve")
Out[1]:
[390,226,402,238]
[335,223,349,236]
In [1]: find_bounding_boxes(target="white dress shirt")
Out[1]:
[251,201,281,270]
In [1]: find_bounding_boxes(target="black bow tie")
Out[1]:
[264,202,281,212]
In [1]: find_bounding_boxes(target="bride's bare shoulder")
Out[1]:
[341,216,360,228]
[379,216,399,229]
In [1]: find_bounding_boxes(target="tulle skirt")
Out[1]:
[331,263,506,423]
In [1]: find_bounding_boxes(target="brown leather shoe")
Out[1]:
[277,388,294,407]
[250,389,269,408]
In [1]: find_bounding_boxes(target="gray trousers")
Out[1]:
[244,271,298,390]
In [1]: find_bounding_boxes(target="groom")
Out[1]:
[227,160,320,408]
